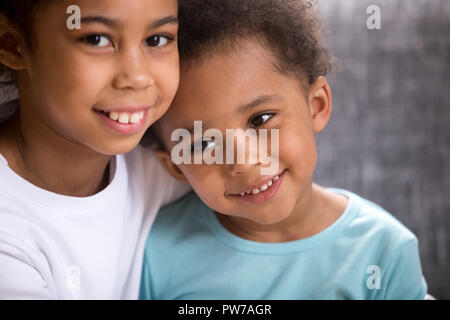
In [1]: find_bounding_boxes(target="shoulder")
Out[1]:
[0,194,32,242]
[0,205,47,287]
[160,190,203,213]
[328,189,426,299]
[122,144,159,172]
[0,195,46,258]
[122,145,191,204]
[144,191,208,250]
[0,214,52,299]
[152,191,205,233]
[333,188,417,244]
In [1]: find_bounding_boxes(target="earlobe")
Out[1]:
[154,149,190,184]
[0,14,26,71]
[308,76,333,133]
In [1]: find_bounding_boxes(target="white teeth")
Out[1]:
[107,111,144,124]
[239,173,282,196]
[118,113,130,124]
[109,112,119,121]
[129,113,140,124]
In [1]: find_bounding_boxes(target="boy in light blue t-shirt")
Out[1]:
[140,0,427,299]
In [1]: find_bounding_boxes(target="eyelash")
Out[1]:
[146,34,174,47]
[189,113,276,153]
[191,139,215,153]
[81,34,112,47]
[80,34,174,49]
[249,112,276,127]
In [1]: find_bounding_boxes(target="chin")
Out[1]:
[90,137,143,156]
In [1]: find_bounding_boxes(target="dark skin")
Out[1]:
[0,111,112,197]
[0,0,179,196]
[155,41,348,243]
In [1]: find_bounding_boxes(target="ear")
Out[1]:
[308,76,333,133]
[0,13,26,71]
[154,149,190,184]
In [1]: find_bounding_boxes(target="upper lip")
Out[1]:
[94,105,152,114]
[230,170,285,195]
[94,97,159,113]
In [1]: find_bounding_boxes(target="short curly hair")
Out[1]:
[178,0,334,87]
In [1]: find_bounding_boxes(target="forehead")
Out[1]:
[36,0,178,28]
[164,41,302,127]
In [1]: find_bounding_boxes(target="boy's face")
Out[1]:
[157,41,333,225]
[15,0,179,155]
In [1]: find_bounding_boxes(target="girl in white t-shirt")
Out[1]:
[0,0,189,299]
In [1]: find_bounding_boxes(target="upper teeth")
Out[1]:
[108,111,145,124]
[239,174,280,196]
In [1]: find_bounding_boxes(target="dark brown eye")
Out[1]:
[250,113,274,127]
[191,139,215,152]
[83,34,111,47]
[146,35,170,47]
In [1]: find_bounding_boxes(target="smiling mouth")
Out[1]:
[233,170,286,196]
[96,110,145,125]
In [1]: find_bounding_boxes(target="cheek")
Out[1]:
[155,53,180,105]
[29,49,109,112]
[144,54,180,126]
[23,54,114,149]
[181,166,225,202]
[279,125,317,175]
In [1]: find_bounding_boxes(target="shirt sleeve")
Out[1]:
[373,238,427,300]
[0,243,51,300]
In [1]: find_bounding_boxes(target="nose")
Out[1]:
[226,132,261,176]
[112,48,155,90]
[229,162,258,176]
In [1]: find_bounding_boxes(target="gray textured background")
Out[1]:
[315,0,450,298]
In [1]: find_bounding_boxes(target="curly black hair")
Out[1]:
[178,0,334,87]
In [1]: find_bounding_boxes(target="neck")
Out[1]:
[0,109,111,197]
[217,183,348,243]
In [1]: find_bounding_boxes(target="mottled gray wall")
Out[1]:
[316,0,450,298]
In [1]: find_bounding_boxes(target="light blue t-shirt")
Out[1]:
[140,189,427,300]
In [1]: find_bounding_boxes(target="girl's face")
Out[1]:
[157,41,332,226]
[17,0,179,155]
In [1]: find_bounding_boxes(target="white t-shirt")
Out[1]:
[0,101,191,299]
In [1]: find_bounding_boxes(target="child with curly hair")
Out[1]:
[140,0,427,299]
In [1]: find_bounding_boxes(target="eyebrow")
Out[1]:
[182,95,281,133]
[80,16,118,28]
[237,95,281,113]
[80,15,178,29]
[151,15,178,28]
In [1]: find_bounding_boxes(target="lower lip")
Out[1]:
[231,170,286,204]
[95,110,149,135]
